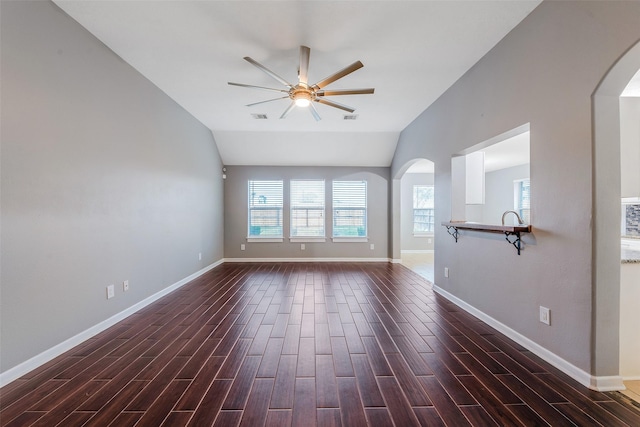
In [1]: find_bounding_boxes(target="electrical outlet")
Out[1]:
[301,244,306,250]
[540,306,550,325]
[428,238,432,244]
[198,252,202,260]
[370,243,375,250]
[123,280,129,292]
[444,267,449,278]
[241,244,245,251]
[106,285,115,299]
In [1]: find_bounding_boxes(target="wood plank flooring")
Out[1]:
[2,262,639,426]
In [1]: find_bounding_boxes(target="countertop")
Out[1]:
[622,238,640,264]
[441,221,531,233]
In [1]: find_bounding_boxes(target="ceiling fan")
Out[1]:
[228,46,374,121]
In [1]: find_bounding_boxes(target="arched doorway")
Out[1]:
[393,158,435,281]
[592,39,640,390]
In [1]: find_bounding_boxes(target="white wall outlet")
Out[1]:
[198,252,202,260]
[241,244,245,251]
[428,238,432,244]
[301,244,306,250]
[540,306,551,325]
[123,280,129,292]
[444,267,449,278]
[106,284,115,299]
[370,243,375,250]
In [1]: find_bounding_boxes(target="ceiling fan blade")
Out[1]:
[244,56,293,88]
[316,88,375,96]
[298,46,310,85]
[228,82,289,94]
[309,102,321,121]
[246,96,289,107]
[280,101,296,119]
[315,98,355,113]
[312,61,364,90]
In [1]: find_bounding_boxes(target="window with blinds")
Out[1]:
[332,180,367,237]
[413,185,435,234]
[514,178,531,223]
[290,180,325,237]
[248,180,283,238]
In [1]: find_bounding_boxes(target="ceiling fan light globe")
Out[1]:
[295,98,311,107]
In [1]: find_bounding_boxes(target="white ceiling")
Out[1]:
[481,131,530,172]
[54,0,541,167]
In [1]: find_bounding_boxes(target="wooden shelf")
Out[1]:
[441,221,532,255]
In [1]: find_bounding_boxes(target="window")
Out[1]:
[290,180,325,237]
[332,180,367,238]
[622,199,640,237]
[514,179,531,223]
[413,185,434,234]
[248,180,283,238]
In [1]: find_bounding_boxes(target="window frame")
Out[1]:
[289,179,326,242]
[247,180,284,242]
[513,178,531,224]
[412,184,435,236]
[331,180,368,242]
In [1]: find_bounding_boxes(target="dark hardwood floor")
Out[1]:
[2,262,639,426]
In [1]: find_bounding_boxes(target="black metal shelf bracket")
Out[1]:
[504,231,523,255]
[446,226,459,242]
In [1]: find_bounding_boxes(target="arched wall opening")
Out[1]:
[592,38,640,384]
[396,159,436,280]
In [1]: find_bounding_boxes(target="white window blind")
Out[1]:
[290,180,325,237]
[413,185,434,233]
[332,180,367,237]
[248,180,283,238]
[514,179,531,223]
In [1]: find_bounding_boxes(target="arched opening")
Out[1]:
[592,39,640,392]
[400,159,435,281]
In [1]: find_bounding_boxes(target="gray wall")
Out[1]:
[620,97,640,198]
[401,173,435,251]
[391,0,640,376]
[1,1,224,373]
[465,164,530,223]
[482,164,530,224]
[224,166,388,259]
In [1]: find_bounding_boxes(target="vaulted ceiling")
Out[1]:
[54,0,541,167]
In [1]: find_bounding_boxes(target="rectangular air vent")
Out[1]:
[251,113,268,120]
[343,114,358,120]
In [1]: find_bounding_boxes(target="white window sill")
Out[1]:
[413,233,434,238]
[332,237,369,243]
[246,237,284,243]
[289,237,326,243]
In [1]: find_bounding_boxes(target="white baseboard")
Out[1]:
[432,285,624,392]
[622,375,640,381]
[390,258,403,264]
[401,250,434,254]
[0,260,223,387]
[224,257,391,263]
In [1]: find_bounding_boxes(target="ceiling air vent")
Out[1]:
[343,114,358,120]
[251,113,268,120]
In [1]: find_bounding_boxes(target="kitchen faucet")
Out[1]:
[502,210,525,225]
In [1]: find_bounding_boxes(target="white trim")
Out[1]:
[401,250,434,254]
[432,284,625,392]
[0,260,223,387]
[246,238,283,243]
[622,375,640,381]
[390,258,403,264]
[412,233,434,238]
[331,237,368,243]
[224,257,389,263]
[289,237,326,243]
